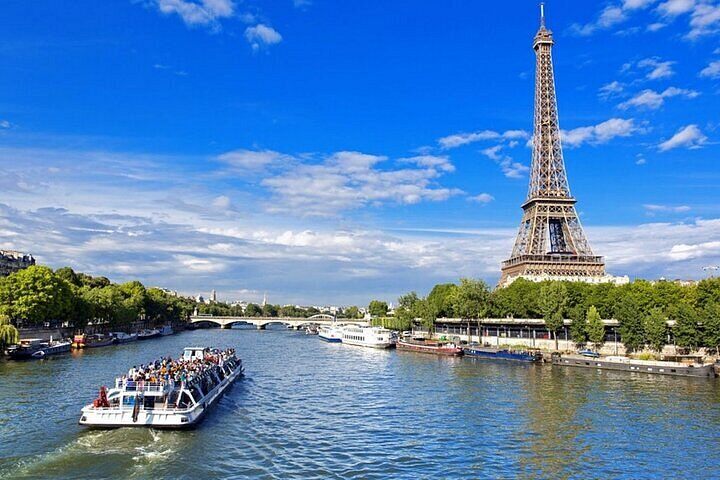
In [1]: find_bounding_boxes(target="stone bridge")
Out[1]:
[189,314,368,330]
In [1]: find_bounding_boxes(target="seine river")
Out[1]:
[2,327,720,479]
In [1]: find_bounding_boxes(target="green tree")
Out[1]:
[702,303,720,355]
[586,306,605,351]
[0,313,19,349]
[569,305,587,346]
[54,266,81,287]
[262,303,278,317]
[427,283,458,318]
[539,282,567,351]
[615,295,644,353]
[245,303,262,316]
[644,308,668,352]
[368,300,388,317]
[452,278,490,320]
[415,298,437,334]
[669,303,700,350]
[490,278,541,318]
[343,306,360,319]
[0,265,73,326]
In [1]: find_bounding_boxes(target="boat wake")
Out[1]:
[0,429,184,480]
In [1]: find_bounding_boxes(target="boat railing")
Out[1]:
[115,379,170,392]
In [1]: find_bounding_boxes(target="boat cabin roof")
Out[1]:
[183,346,209,361]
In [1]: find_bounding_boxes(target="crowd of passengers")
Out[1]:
[119,348,236,388]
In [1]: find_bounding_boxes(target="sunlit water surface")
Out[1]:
[2,327,720,479]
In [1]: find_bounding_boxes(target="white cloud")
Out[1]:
[647,22,668,31]
[561,118,643,147]
[0,120,10,129]
[479,145,529,178]
[438,129,528,149]
[259,151,462,216]
[468,193,494,204]
[657,0,696,16]
[245,24,283,50]
[293,0,312,7]
[688,3,720,39]
[637,57,675,79]
[401,155,455,172]
[152,0,235,30]
[599,80,624,99]
[217,149,291,172]
[618,86,699,109]
[700,60,720,78]
[658,124,708,151]
[570,2,646,36]
[643,203,692,213]
[211,195,231,209]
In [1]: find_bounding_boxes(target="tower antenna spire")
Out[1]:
[540,2,545,27]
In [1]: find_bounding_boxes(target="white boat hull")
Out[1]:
[79,364,243,429]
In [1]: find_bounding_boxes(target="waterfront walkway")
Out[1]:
[189,314,368,330]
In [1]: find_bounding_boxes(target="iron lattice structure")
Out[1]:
[500,9,605,285]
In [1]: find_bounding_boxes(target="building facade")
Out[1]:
[0,250,35,277]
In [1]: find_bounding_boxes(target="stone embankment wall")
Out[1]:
[18,327,67,341]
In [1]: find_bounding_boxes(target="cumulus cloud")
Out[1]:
[150,0,235,30]
[561,118,644,147]
[245,24,283,50]
[438,129,529,149]
[599,80,624,99]
[700,60,720,78]
[217,149,291,172]
[0,120,11,129]
[618,86,699,109]
[657,0,696,16]
[658,124,708,151]
[571,5,628,36]
[480,146,529,179]
[258,151,463,216]
[637,57,675,79]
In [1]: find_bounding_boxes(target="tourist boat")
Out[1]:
[72,333,115,349]
[551,354,716,378]
[137,328,161,340]
[159,325,174,336]
[340,325,396,349]
[79,346,243,429]
[111,332,138,344]
[463,344,541,362]
[396,337,463,356]
[318,324,343,343]
[305,325,319,335]
[5,337,71,360]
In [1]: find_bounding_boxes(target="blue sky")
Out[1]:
[1,0,720,305]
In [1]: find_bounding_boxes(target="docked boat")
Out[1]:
[79,346,243,429]
[305,325,319,335]
[73,333,115,349]
[463,344,541,362]
[111,332,138,344]
[341,325,396,349]
[137,328,161,340]
[5,337,71,360]
[397,337,463,356]
[318,324,343,343]
[159,325,174,336]
[552,353,716,378]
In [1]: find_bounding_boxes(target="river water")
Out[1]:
[1,327,720,479]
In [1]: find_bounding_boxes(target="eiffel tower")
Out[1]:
[500,5,606,286]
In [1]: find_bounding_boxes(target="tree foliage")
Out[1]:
[586,306,605,349]
[368,300,389,317]
[452,278,490,320]
[644,308,668,352]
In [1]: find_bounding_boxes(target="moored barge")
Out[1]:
[552,354,716,378]
[463,344,541,362]
[79,346,243,428]
[5,338,71,360]
[397,338,463,356]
